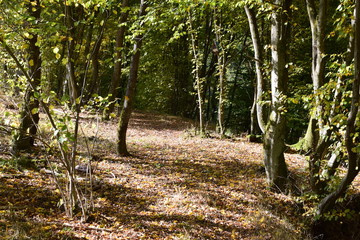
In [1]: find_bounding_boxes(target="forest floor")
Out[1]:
[0,109,314,239]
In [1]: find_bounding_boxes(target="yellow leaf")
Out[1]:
[29,59,34,66]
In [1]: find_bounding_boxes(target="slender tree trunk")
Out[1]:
[65,4,79,104]
[188,10,205,135]
[214,9,226,137]
[117,0,147,156]
[245,6,266,134]
[250,89,261,138]
[217,56,226,136]
[263,0,292,191]
[103,0,130,120]
[12,0,41,153]
[317,1,360,214]
[87,27,104,98]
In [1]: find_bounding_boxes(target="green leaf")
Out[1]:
[31,108,39,114]
[33,92,40,98]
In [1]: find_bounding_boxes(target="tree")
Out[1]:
[301,0,330,194]
[244,5,266,135]
[117,0,147,156]
[263,0,292,191]
[12,0,42,153]
[213,2,237,137]
[245,1,292,191]
[214,8,226,136]
[103,0,130,120]
[295,0,356,195]
[317,0,360,215]
[187,5,206,135]
[64,2,80,105]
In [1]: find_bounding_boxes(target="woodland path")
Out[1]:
[0,111,308,239]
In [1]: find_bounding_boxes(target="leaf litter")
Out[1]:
[0,111,311,239]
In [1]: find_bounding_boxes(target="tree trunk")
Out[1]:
[103,0,130,120]
[263,0,292,191]
[188,10,205,135]
[65,5,79,104]
[87,27,104,98]
[214,9,226,137]
[117,0,147,156]
[245,6,266,134]
[307,0,327,131]
[217,53,226,136]
[12,0,41,153]
[305,0,329,194]
[250,89,261,139]
[317,1,360,215]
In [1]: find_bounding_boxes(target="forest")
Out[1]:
[1,0,360,239]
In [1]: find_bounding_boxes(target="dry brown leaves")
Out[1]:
[0,111,310,239]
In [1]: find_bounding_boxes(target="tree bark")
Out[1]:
[305,0,330,194]
[12,0,42,153]
[245,6,266,134]
[263,0,292,191]
[307,0,327,129]
[103,0,130,120]
[117,0,147,156]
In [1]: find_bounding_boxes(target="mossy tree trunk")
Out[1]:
[263,0,292,192]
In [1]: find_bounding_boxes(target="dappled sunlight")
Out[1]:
[0,110,311,239]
